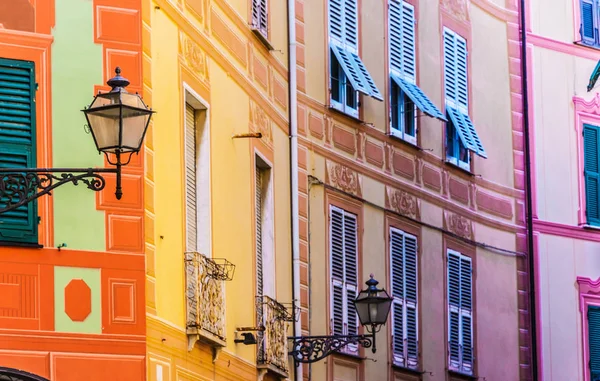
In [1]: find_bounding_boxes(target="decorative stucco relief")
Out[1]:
[443,211,474,240]
[326,161,362,197]
[386,187,420,220]
[249,99,273,144]
[441,0,470,22]
[179,31,209,83]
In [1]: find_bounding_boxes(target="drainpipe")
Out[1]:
[286,0,301,380]
[519,0,538,379]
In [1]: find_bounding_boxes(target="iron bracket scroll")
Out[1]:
[288,333,374,364]
[0,168,118,214]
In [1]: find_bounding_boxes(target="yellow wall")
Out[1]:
[143,0,292,379]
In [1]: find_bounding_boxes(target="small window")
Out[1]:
[330,50,358,117]
[580,0,599,47]
[446,115,470,171]
[390,80,416,144]
[251,0,268,38]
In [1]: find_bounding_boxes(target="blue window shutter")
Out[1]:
[330,43,383,100]
[349,52,383,100]
[0,58,37,244]
[589,306,600,379]
[391,73,446,121]
[456,36,469,110]
[581,0,597,45]
[584,124,600,226]
[329,0,344,43]
[400,2,416,80]
[389,0,403,75]
[344,0,358,48]
[443,29,458,104]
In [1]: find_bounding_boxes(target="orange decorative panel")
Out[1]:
[102,269,144,335]
[0,263,38,329]
[104,48,141,88]
[111,280,135,323]
[97,173,144,210]
[0,350,50,378]
[95,6,141,45]
[64,279,92,322]
[0,284,21,310]
[107,214,144,253]
[210,10,247,66]
[51,353,145,381]
[0,0,35,32]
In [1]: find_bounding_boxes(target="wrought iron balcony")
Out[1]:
[185,252,234,352]
[256,295,295,377]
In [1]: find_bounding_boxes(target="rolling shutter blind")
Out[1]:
[589,306,600,380]
[0,58,37,243]
[585,124,600,226]
[252,0,268,36]
[330,206,359,341]
[447,250,473,374]
[255,166,264,296]
[581,0,597,45]
[390,228,419,368]
[185,104,197,252]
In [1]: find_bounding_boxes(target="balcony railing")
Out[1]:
[185,252,234,349]
[256,295,294,376]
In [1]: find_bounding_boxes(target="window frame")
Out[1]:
[578,277,600,381]
[578,0,600,47]
[330,49,359,118]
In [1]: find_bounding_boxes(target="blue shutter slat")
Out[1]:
[344,0,358,48]
[0,58,37,244]
[391,74,446,121]
[589,306,600,375]
[330,43,370,94]
[456,37,469,109]
[329,0,344,42]
[404,234,417,303]
[446,105,487,158]
[349,52,383,100]
[460,257,472,312]
[400,2,416,80]
[581,0,597,45]
[444,30,457,103]
[585,124,600,225]
[389,0,403,74]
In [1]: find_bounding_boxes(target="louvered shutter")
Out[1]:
[585,124,600,226]
[447,251,461,368]
[404,234,418,367]
[443,30,457,105]
[581,0,597,45]
[344,0,358,48]
[343,212,358,337]
[390,229,404,363]
[185,104,197,252]
[456,37,468,110]
[460,256,473,372]
[330,207,345,335]
[388,1,415,81]
[256,166,264,296]
[0,58,37,244]
[252,0,268,36]
[329,0,344,44]
[589,306,600,380]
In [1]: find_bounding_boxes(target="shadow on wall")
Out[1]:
[0,0,34,33]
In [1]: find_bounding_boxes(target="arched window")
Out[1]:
[0,368,49,381]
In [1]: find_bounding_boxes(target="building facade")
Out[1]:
[528,0,600,379]
[0,0,147,380]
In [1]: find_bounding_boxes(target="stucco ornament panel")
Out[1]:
[326,161,362,196]
[250,99,273,144]
[441,0,470,22]
[185,252,226,348]
[443,211,474,240]
[386,186,420,220]
[179,32,209,83]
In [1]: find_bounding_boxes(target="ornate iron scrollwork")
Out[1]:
[288,334,374,364]
[0,168,118,214]
[0,367,50,381]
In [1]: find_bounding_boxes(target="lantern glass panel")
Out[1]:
[86,106,121,152]
[121,106,151,151]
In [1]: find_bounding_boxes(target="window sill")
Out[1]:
[389,131,420,151]
[251,28,274,51]
[445,160,473,176]
[331,350,364,363]
[0,241,43,249]
[391,363,423,375]
[447,369,477,380]
[328,105,362,124]
[574,41,600,51]
[582,224,600,231]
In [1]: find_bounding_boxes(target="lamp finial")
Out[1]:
[107,66,130,92]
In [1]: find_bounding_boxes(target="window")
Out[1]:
[388,1,445,144]
[443,28,486,170]
[390,227,418,369]
[584,124,600,226]
[0,58,38,244]
[447,249,473,375]
[588,305,600,381]
[184,96,211,255]
[580,0,599,47]
[251,0,268,38]
[330,205,359,352]
[328,0,382,118]
[255,156,275,298]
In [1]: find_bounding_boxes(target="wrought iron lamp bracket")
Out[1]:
[0,167,119,214]
[287,333,375,364]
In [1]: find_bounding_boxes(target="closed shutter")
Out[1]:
[185,104,197,252]
[343,0,358,48]
[447,250,461,369]
[581,0,597,45]
[443,30,458,106]
[256,166,264,296]
[455,37,468,110]
[448,249,473,374]
[460,255,473,373]
[405,234,418,367]
[329,206,359,341]
[444,29,468,110]
[329,0,344,44]
[0,58,37,244]
[589,306,600,380]
[252,0,268,36]
[390,228,405,364]
[388,1,415,81]
[585,124,600,226]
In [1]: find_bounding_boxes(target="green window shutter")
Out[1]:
[0,58,37,244]
[588,306,600,380]
[584,124,600,226]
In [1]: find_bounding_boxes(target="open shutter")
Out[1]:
[460,256,473,373]
[581,0,597,45]
[390,228,405,363]
[255,166,264,296]
[455,36,469,110]
[330,207,345,335]
[252,0,268,36]
[443,29,458,105]
[589,306,600,380]
[404,234,418,367]
[185,104,197,252]
[448,251,461,369]
[0,58,37,244]
[343,212,358,336]
[585,124,600,225]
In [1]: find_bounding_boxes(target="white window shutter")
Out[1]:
[443,29,457,105]
[343,213,358,285]
[390,228,405,364]
[330,207,346,335]
[255,166,264,296]
[343,0,358,48]
[404,233,418,367]
[332,281,345,335]
[400,1,416,81]
[460,256,473,372]
[389,0,403,76]
[185,104,197,252]
[455,36,469,110]
[329,0,344,43]
[252,0,268,36]
[447,250,461,368]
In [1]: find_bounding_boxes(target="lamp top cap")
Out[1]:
[107,66,130,92]
[366,274,378,288]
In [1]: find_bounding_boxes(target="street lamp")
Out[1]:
[0,67,154,214]
[288,274,393,364]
